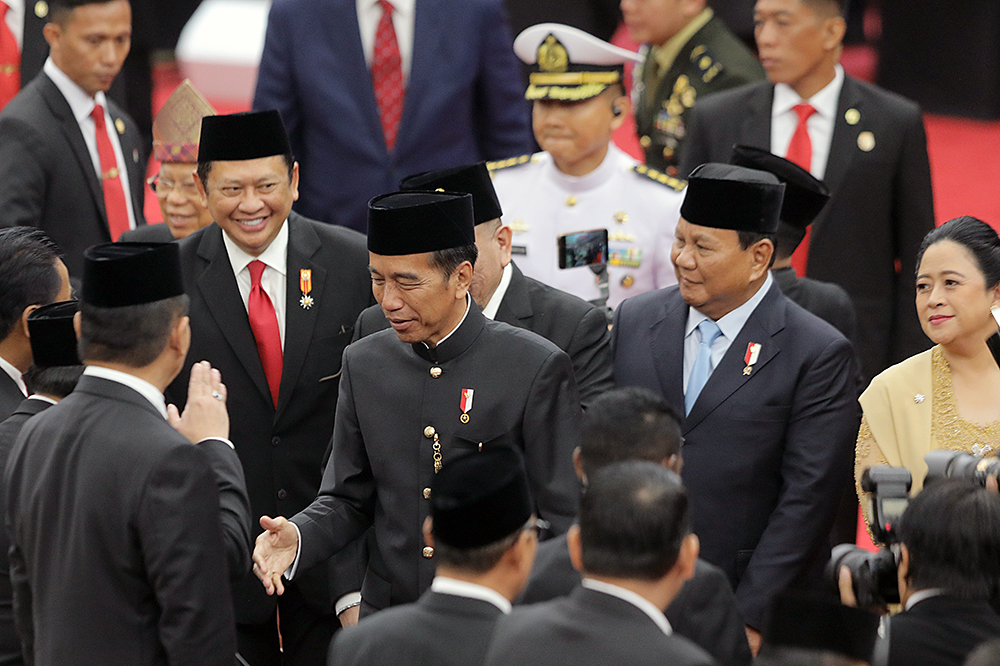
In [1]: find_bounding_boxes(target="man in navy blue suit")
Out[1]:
[611,163,858,655]
[253,0,533,233]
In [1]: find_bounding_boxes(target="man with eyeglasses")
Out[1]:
[120,79,216,242]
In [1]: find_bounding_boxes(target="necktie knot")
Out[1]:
[697,318,722,348]
[378,0,394,16]
[0,3,9,17]
[249,260,266,287]
[90,103,106,129]
[793,103,816,123]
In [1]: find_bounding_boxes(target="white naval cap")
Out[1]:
[513,23,643,102]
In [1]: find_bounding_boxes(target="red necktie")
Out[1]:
[248,260,283,408]
[90,104,131,241]
[372,0,404,151]
[785,103,816,277]
[0,1,20,109]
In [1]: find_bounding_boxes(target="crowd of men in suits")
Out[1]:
[1,0,999,665]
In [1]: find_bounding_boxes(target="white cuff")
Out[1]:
[336,592,362,615]
[285,521,303,580]
[196,437,235,450]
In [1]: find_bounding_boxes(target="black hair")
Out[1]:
[916,216,1000,289]
[196,153,296,191]
[0,228,63,340]
[22,364,85,399]
[580,387,683,480]
[897,479,1000,601]
[428,244,478,281]
[50,0,127,24]
[433,528,523,574]
[579,461,688,581]
[79,295,189,368]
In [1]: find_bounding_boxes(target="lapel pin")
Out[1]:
[299,269,314,309]
[845,108,860,125]
[857,131,875,152]
[743,342,761,376]
[460,388,474,424]
[914,394,925,404]
[973,444,993,457]
[115,118,126,135]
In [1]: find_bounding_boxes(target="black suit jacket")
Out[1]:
[0,375,23,424]
[519,534,751,666]
[355,263,614,409]
[679,76,934,380]
[885,595,1000,666]
[4,376,238,666]
[166,215,373,624]
[0,398,49,666]
[0,72,146,278]
[484,586,715,666]
[118,223,176,243]
[612,282,859,628]
[329,590,504,666]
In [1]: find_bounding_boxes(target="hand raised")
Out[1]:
[168,361,229,443]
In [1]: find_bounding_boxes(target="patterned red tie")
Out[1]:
[0,1,20,109]
[785,103,817,277]
[372,0,404,151]
[248,260,283,408]
[90,104,131,241]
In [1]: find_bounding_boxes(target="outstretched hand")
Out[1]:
[253,515,299,596]
[168,361,229,443]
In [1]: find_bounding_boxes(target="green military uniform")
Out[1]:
[634,11,765,176]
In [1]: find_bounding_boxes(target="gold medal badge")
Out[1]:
[299,269,314,309]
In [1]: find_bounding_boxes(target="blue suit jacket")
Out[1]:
[253,0,533,233]
[611,282,860,629]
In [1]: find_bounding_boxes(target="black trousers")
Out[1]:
[236,584,337,666]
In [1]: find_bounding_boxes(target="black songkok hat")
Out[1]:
[431,446,534,549]
[730,145,830,229]
[680,163,786,234]
[198,110,292,162]
[399,163,503,226]
[27,301,81,368]
[764,594,880,663]
[367,191,476,256]
[81,243,185,307]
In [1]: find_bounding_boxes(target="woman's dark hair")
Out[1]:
[916,216,1000,288]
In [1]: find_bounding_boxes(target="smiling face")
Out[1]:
[45,0,132,97]
[155,162,214,239]
[753,0,845,99]
[369,251,473,347]
[197,156,298,256]
[532,87,627,177]
[915,240,1000,349]
[670,217,773,319]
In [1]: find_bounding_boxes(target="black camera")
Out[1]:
[826,466,911,609]
[925,449,1000,487]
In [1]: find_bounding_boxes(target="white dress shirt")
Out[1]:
[581,578,672,635]
[4,0,22,50]
[0,354,27,397]
[481,262,513,320]
[431,576,512,613]
[683,272,773,391]
[222,220,289,348]
[770,64,845,180]
[42,57,138,230]
[356,0,416,81]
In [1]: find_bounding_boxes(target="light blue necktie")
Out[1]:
[686,319,723,415]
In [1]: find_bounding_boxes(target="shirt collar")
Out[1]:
[904,588,945,611]
[43,57,107,122]
[83,365,168,419]
[0,355,27,397]
[481,262,513,320]
[425,294,471,348]
[222,218,289,278]
[652,7,713,74]
[27,395,58,406]
[685,271,773,341]
[581,579,672,635]
[361,0,414,17]
[430,576,512,614]
[773,64,844,121]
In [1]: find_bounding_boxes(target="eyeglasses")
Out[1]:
[147,175,201,199]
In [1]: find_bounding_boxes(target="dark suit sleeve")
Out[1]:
[197,438,253,579]
[735,335,859,629]
[0,116,48,229]
[521,350,582,535]
[139,445,236,666]
[472,0,533,158]
[565,307,614,410]
[667,561,752,666]
[9,542,32,666]
[889,108,935,364]
[253,1,304,161]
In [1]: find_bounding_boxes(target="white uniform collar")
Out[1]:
[481,262,513,320]
[546,143,624,193]
[83,365,168,419]
[581,578,672,635]
[430,576,512,614]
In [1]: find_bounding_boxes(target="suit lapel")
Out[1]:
[684,284,786,433]
[648,292,687,411]
[494,263,533,327]
[276,214,326,417]
[739,83,774,149]
[195,226,273,406]
[39,75,107,228]
[329,0,386,152]
[821,76,863,201]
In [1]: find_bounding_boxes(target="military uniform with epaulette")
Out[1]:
[634,9,765,176]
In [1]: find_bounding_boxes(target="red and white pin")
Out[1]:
[299,269,314,309]
[460,388,474,423]
[743,343,762,376]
